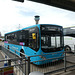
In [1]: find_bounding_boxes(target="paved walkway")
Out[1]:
[52,69,75,75]
[0,50,4,67]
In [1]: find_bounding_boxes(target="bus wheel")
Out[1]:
[20,49,25,58]
[65,45,71,52]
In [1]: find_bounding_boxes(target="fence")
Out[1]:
[0,57,28,75]
[0,46,30,75]
[29,51,75,75]
[0,46,75,75]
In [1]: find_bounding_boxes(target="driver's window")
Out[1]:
[29,27,39,51]
[29,33,37,50]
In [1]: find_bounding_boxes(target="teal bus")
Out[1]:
[4,24,64,65]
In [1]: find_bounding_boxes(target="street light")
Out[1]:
[34,15,40,24]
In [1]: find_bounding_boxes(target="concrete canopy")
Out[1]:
[28,0,75,12]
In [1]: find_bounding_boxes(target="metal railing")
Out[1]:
[0,46,75,75]
[0,46,30,75]
[0,57,28,75]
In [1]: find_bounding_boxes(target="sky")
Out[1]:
[0,0,75,36]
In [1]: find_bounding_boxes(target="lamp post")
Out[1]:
[34,15,40,24]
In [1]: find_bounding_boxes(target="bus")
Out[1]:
[64,27,75,52]
[64,36,75,52]
[4,24,64,65]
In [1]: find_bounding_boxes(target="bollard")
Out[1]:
[29,71,44,75]
[4,55,8,67]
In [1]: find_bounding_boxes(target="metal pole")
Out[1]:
[8,60,11,66]
[28,57,30,75]
[25,59,26,75]
[14,50,16,64]
[74,45,75,55]
[64,50,66,72]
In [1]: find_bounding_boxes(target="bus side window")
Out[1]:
[19,35,22,42]
[29,33,37,49]
[7,36,10,41]
[7,36,9,40]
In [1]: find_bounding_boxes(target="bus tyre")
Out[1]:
[65,45,71,52]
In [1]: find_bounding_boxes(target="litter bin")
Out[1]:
[29,71,44,75]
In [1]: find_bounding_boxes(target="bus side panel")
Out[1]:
[4,42,37,57]
[4,43,23,56]
[4,43,9,50]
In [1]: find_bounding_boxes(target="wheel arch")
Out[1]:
[64,45,71,52]
[20,49,25,57]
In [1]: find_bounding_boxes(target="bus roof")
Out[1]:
[5,24,62,35]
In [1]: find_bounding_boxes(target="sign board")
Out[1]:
[0,67,13,75]
[0,69,4,75]
[41,25,61,32]
[32,33,36,39]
